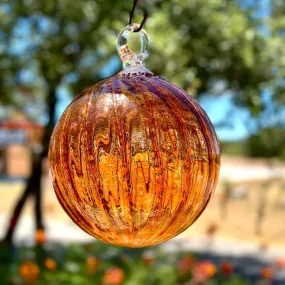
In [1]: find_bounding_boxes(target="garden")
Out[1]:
[2,239,284,285]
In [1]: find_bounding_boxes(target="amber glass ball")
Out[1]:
[49,67,220,247]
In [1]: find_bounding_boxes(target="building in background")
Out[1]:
[0,113,43,179]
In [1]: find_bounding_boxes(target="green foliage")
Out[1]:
[0,0,284,117]
[269,0,285,106]
[220,125,285,160]
[220,140,246,156]
[246,126,285,160]
[2,242,253,285]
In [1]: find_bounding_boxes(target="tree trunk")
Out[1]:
[2,88,57,244]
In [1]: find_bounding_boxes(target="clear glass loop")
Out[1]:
[117,23,149,68]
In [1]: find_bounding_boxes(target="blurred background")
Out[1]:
[0,0,284,284]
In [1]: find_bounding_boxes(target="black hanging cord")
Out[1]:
[129,0,148,32]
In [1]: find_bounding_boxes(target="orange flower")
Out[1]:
[143,256,155,266]
[275,258,285,269]
[193,261,217,282]
[44,258,57,271]
[177,255,196,275]
[142,252,155,266]
[221,262,233,276]
[260,267,273,279]
[19,261,40,284]
[35,229,46,245]
[103,267,124,285]
[86,256,99,275]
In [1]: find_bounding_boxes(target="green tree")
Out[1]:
[270,0,285,105]
[0,0,284,243]
[246,126,285,159]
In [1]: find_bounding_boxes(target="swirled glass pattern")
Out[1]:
[49,68,220,247]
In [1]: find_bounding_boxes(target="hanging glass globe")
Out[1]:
[49,23,220,247]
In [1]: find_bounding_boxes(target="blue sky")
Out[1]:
[200,96,250,141]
